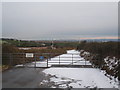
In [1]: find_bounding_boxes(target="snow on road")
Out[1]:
[43,67,118,88]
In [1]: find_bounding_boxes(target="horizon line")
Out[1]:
[1,36,120,41]
[79,36,119,40]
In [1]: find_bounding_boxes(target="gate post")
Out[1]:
[85,59,86,65]
[49,53,51,60]
[9,53,12,66]
[59,55,60,65]
[34,54,36,68]
[47,58,48,67]
[72,54,73,65]
[23,53,26,67]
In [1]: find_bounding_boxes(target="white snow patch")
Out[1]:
[43,67,118,88]
[15,64,24,67]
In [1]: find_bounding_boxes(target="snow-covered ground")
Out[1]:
[43,67,119,88]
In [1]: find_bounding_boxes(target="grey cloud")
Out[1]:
[2,2,118,40]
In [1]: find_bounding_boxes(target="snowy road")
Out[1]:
[43,68,118,88]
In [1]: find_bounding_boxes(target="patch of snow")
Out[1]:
[15,64,24,67]
[43,67,118,88]
[19,48,31,50]
[67,50,80,54]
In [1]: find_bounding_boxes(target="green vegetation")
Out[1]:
[2,38,79,48]
[2,38,51,47]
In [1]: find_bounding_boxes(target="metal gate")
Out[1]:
[47,53,92,67]
[2,53,50,68]
[2,53,92,68]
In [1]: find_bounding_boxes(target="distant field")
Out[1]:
[0,40,7,44]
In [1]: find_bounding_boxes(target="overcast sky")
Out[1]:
[2,2,118,40]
